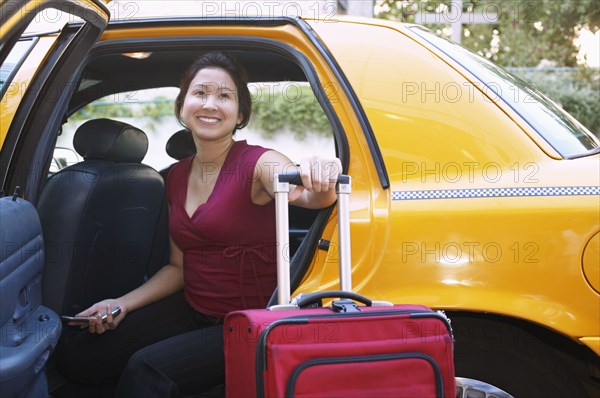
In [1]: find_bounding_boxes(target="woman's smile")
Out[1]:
[197,116,221,125]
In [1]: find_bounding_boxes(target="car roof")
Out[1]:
[70,22,308,112]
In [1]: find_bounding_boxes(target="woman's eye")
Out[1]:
[194,91,205,97]
[220,93,230,100]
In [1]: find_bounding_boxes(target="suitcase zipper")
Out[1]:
[256,319,307,397]
[285,352,444,398]
[270,309,453,336]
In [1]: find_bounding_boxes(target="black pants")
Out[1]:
[55,291,224,397]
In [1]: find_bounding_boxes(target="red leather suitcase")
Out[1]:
[224,174,455,398]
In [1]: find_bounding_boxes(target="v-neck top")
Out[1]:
[166,140,276,318]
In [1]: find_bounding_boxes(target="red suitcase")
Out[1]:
[224,174,455,398]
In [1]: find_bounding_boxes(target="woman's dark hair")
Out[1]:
[175,51,252,133]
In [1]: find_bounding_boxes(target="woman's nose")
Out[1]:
[202,95,218,110]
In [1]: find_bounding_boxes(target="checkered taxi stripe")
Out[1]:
[392,186,600,201]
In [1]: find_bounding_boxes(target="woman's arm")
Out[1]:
[253,150,342,209]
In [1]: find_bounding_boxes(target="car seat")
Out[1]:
[164,128,195,171]
[37,118,165,316]
[158,128,195,181]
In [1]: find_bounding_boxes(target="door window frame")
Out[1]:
[0,0,109,199]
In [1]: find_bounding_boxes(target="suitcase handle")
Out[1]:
[293,290,372,308]
[273,172,352,307]
[277,172,350,186]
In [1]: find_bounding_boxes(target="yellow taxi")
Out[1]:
[1,1,599,397]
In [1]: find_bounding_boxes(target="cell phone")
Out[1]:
[61,306,121,324]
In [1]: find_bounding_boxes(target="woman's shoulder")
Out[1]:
[232,140,275,162]
[165,156,193,189]
[234,139,271,154]
[168,156,193,175]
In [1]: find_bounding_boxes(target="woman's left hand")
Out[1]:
[289,156,342,202]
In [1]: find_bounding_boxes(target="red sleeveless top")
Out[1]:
[167,140,277,319]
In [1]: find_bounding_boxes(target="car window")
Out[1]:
[410,26,600,159]
[58,87,180,172]
[56,83,335,173]
[248,81,335,162]
[0,38,37,98]
[48,147,81,174]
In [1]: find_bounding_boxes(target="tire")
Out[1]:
[451,316,590,398]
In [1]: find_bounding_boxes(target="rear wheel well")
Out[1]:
[446,311,600,397]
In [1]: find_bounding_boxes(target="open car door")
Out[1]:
[0,1,109,396]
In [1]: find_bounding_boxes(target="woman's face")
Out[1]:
[180,67,242,142]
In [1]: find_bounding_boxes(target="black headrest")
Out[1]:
[166,129,196,161]
[73,119,148,163]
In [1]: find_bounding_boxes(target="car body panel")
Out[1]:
[580,337,600,357]
[305,18,600,344]
[313,17,566,159]
[583,232,600,294]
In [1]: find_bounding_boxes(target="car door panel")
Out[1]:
[0,195,61,398]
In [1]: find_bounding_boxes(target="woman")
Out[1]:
[56,51,341,397]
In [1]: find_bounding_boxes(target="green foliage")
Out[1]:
[510,68,600,136]
[250,84,331,138]
[70,89,331,140]
[70,101,135,120]
[376,0,600,67]
[71,96,174,121]
[142,98,174,119]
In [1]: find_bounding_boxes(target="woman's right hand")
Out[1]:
[75,298,128,334]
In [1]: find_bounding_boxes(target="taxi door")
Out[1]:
[0,1,109,396]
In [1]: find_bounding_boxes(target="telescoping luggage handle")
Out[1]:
[271,172,392,310]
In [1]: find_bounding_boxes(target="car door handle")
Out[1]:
[12,287,31,326]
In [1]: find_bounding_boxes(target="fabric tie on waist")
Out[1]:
[223,244,275,309]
